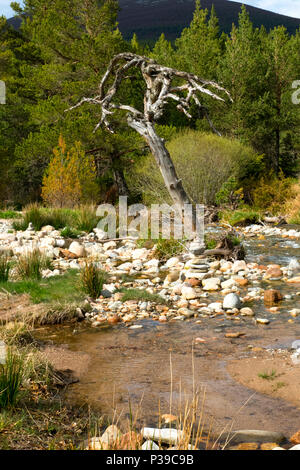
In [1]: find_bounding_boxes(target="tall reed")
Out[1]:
[0,349,24,409]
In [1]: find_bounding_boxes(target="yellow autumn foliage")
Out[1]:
[42,136,98,208]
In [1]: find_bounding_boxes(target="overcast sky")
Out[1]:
[0,0,300,19]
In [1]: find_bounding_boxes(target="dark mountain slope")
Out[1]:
[7,0,300,42]
[117,0,300,41]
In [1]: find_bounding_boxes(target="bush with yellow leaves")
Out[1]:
[42,135,98,208]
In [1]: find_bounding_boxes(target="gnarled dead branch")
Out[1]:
[68,53,231,237]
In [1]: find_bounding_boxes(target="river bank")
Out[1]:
[1,218,300,449]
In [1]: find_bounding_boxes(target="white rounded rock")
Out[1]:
[223,293,242,309]
[69,241,85,257]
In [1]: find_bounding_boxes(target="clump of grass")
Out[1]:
[0,253,11,282]
[16,249,52,281]
[272,381,286,391]
[119,288,167,305]
[80,262,108,299]
[12,204,100,234]
[0,322,36,348]
[13,204,46,231]
[60,226,81,239]
[204,235,218,250]
[75,205,100,233]
[153,238,185,261]
[30,302,88,326]
[0,349,24,409]
[12,204,75,232]
[258,370,277,381]
[219,207,261,226]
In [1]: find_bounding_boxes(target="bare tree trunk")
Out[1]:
[127,117,196,225]
[113,167,129,197]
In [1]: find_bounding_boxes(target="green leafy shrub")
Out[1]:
[0,349,24,409]
[215,177,244,208]
[16,249,52,280]
[80,262,108,299]
[127,130,262,205]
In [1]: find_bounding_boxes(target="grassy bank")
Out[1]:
[12,204,100,233]
[0,322,103,450]
[0,270,83,304]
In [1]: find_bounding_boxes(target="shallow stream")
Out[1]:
[35,226,300,438]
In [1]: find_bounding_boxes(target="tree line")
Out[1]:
[0,0,299,208]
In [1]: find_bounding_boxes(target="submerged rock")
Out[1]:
[225,429,285,444]
[264,289,283,304]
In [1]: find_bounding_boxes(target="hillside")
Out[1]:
[7,0,300,42]
[117,0,300,41]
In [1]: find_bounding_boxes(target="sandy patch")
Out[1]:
[0,293,46,322]
[41,344,91,380]
[227,350,300,409]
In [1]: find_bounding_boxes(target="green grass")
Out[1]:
[16,250,52,281]
[0,349,24,409]
[153,238,185,261]
[60,226,81,239]
[0,254,11,282]
[288,213,300,225]
[80,262,108,299]
[272,381,286,391]
[0,211,21,220]
[12,204,101,233]
[204,235,218,250]
[119,287,167,305]
[0,270,84,304]
[219,207,261,226]
[258,370,277,381]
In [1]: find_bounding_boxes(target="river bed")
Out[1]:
[35,226,300,440]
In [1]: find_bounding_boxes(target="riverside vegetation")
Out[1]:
[0,208,300,449]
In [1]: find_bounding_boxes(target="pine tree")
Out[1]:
[151,33,174,67]
[174,0,221,80]
[218,7,269,150]
[11,0,136,202]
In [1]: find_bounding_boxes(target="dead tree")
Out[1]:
[68,53,231,232]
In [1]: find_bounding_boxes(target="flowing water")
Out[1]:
[35,226,300,438]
